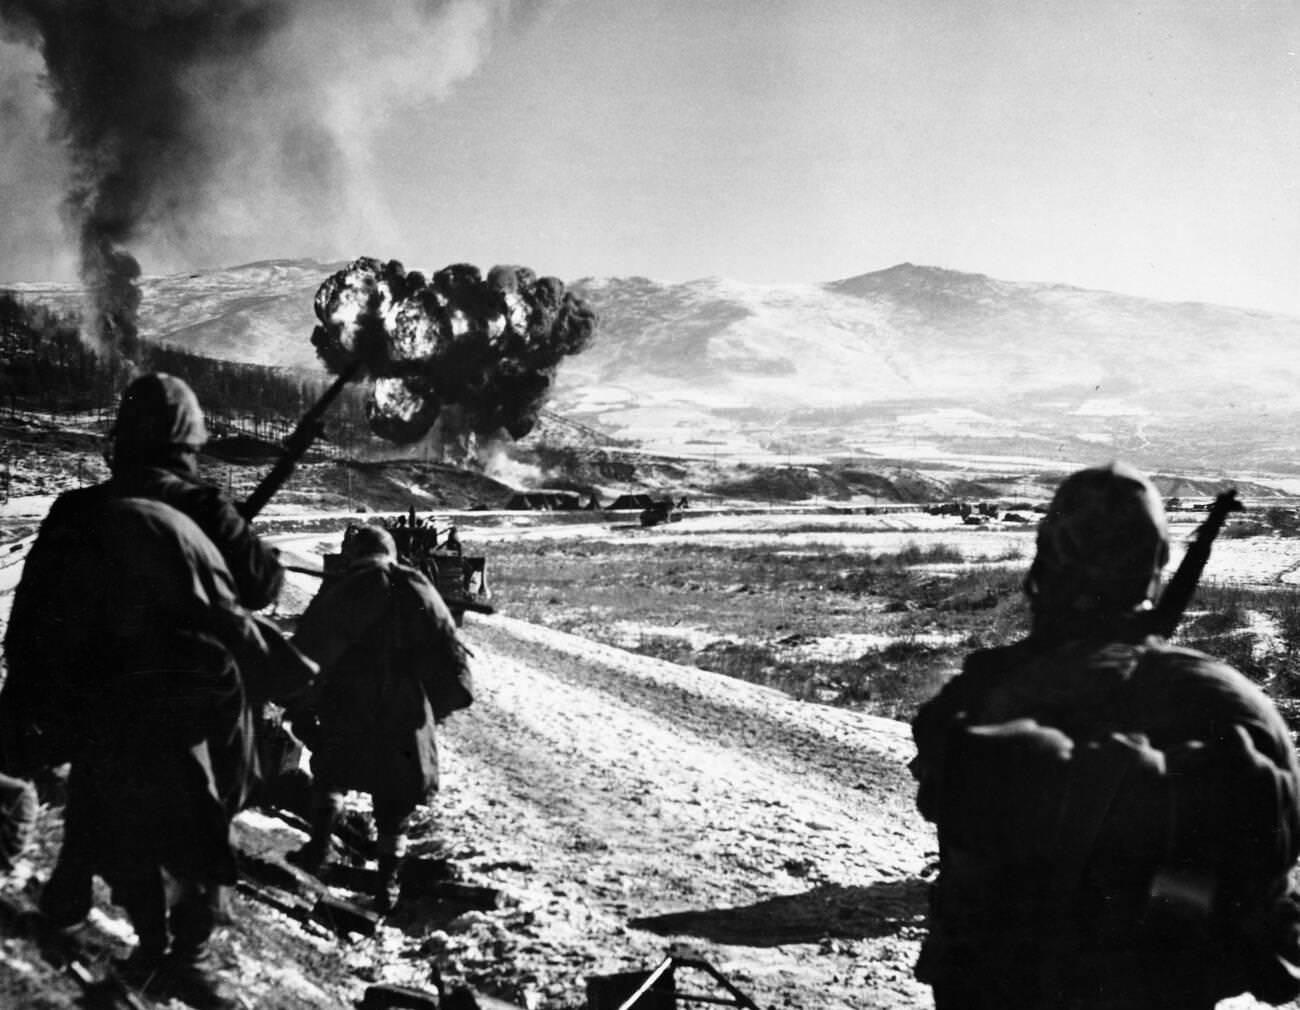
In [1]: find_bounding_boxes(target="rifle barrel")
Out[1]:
[238,361,361,521]
[1150,489,1243,638]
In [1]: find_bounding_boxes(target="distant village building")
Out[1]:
[504,490,585,511]
[607,493,659,511]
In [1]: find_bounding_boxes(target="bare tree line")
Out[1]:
[0,291,377,454]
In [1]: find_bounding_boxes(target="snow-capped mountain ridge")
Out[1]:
[7,260,1299,472]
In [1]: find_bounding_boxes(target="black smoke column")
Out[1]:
[0,1,285,359]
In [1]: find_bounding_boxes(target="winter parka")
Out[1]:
[2,492,309,885]
[911,624,1300,1010]
[292,554,469,812]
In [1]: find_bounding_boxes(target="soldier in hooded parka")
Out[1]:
[101,372,284,608]
[286,523,472,912]
[911,462,1300,1010]
[1,373,313,1007]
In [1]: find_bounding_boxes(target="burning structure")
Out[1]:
[312,257,597,449]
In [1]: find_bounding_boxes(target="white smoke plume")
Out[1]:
[0,0,525,357]
[191,0,515,261]
[479,442,546,489]
[0,39,73,282]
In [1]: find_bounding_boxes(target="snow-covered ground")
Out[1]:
[0,509,937,1009]
[2,504,1298,1009]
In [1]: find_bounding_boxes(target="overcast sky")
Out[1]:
[1,0,1296,314]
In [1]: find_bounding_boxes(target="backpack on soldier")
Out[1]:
[927,641,1300,1006]
[388,563,474,723]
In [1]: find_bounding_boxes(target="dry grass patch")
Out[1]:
[488,533,1300,730]
[490,538,1030,722]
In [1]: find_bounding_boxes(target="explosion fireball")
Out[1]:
[313,258,597,445]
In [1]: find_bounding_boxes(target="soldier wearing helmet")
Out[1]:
[286,522,471,912]
[910,462,1300,1010]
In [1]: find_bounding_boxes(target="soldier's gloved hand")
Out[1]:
[1083,731,1169,867]
[941,717,1074,862]
[284,708,321,752]
[1164,738,1208,774]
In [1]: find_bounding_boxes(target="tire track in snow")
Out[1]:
[460,616,925,869]
[424,614,934,1010]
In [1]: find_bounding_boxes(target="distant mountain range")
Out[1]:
[8,259,1300,476]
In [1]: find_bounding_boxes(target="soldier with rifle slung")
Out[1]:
[1,374,316,1008]
[7,375,288,924]
[910,462,1300,1009]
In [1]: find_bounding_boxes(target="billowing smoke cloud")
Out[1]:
[0,40,73,281]
[312,257,597,446]
[0,0,520,359]
[0,1,294,356]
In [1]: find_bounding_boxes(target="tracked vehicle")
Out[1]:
[324,507,492,624]
[640,496,688,528]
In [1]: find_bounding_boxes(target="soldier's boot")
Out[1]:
[39,854,94,929]
[286,792,341,876]
[374,832,406,914]
[112,941,168,991]
[163,949,239,1010]
[39,805,95,929]
[163,943,238,1010]
[168,880,219,963]
[162,881,240,1010]
[110,872,168,991]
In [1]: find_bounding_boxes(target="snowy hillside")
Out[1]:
[8,259,1300,474]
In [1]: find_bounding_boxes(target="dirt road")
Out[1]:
[401,612,935,1010]
[1,522,1290,1008]
[0,517,968,1009]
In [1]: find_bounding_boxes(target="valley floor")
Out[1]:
[1,511,1297,1008]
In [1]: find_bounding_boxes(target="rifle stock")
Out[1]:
[1148,489,1243,638]
[237,361,361,521]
